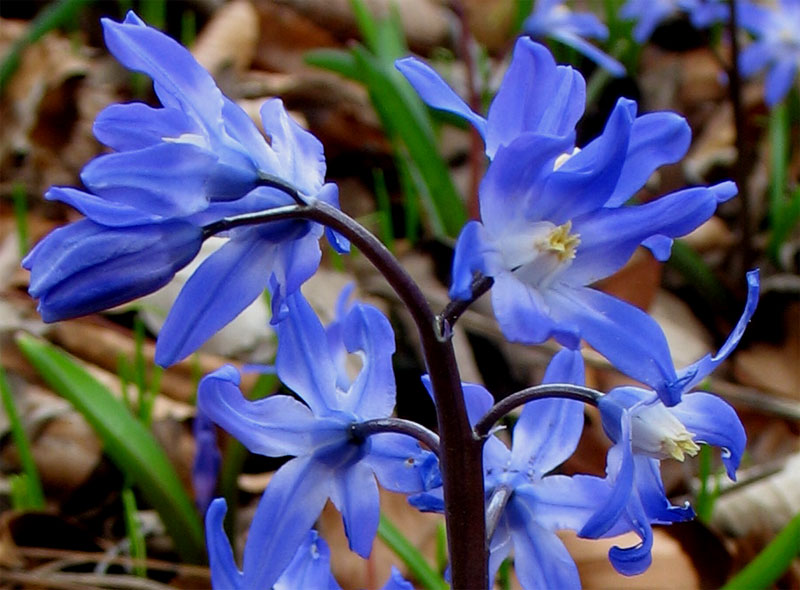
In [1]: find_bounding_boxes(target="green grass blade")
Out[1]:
[122,486,147,576]
[16,334,205,563]
[304,48,361,79]
[722,511,800,589]
[378,514,448,590]
[0,366,45,509]
[12,183,30,258]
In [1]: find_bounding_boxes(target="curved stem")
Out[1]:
[436,274,493,339]
[475,383,603,438]
[203,200,489,588]
[352,418,441,457]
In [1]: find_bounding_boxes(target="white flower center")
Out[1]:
[630,403,700,461]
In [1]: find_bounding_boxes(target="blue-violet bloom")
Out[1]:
[739,0,800,106]
[413,350,608,589]
[27,12,348,366]
[580,270,758,575]
[620,0,732,42]
[199,291,435,588]
[192,409,221,516]
[523,0,625,76]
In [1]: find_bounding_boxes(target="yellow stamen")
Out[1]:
[662,435,700,462]
[538,221,580,262]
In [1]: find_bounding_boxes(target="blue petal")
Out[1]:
[606,111,692,207]
[80,143,216,217]
[765,59,797,107]
[365,433,439,493]
[275,292,339,415]
[492,273,579,346]
[676,270,759,391]
[260,98,326,197]
[548,286,680,403]
[266,228,323,323]
[738,42,773,77]
[102,13,225,140]
[408,487,445,513]
[45,187,161,226]
[580,418,635,538]
[607,496,654,576]
[241,456,332,589]
[510,352,585,475]
[192,409,221,515]
[315,183,350,253]
[380,567,414,590]
[24,219,202,323]
[506,506,582,590]
[633,455,695,524]
[515,473,609,532]
[330,460,379,558]
[221,95,278,174]
[449,221,505,300]
[539,98,636,223]
[273,530,342,590]
[670,392,746,479]
[197,365,319,457]
[93,103,198,151]
[341,302,396,419]
[567,182,738,285]
[486,39,585,156]
[205,499,243,590]
[394,57,488,141]
[154,235,275,366]
[642,235,674,261]
[481,132,574,227]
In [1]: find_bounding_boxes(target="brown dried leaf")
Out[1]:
[192,0,260,77]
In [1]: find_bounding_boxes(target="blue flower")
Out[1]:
[455,103,733,405]
[620,0,731,42]
[412,350,607,589]
[523,0,625,76]
[198,291,434,588]
[739,0,800,106]
[26,11,348,366]
[206,504,414,590]
[580,271,757,575]
[21,218,202,322]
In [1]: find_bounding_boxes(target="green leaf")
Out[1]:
[0,366,45,509]
[16,334,205,563]
[304,48,361,80]
[378,514,448,590]
[722,511,800,589]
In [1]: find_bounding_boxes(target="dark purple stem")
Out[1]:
[204,201,489,588]
[436,274,494,338]
[474,383,602,438]
[353,418,441,456]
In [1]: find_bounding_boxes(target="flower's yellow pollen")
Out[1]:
[538,221,580,262]
[662,434,700,462]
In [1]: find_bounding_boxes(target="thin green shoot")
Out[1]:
[435,521,447,574]
[181,9,197,47]
[10,473,43,510]
[695,444,722,524]
[122,485,147,577]
[497,558,512,590]
[12,182,30,258]
[0,366,45,509]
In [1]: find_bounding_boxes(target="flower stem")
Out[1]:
[353,418,441,457]
[474,383,603,438]
[204,200,490,588]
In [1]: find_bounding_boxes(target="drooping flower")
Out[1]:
[198,291,435,588]
[523,0,625,76]
[25,11,348,366]
[412,350,608,589]
[580,270,758,575]
[22,218,203,323]
[739,0,800,106]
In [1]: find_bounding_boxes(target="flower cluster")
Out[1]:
[23,11,347,368]
[22,10,760,590]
